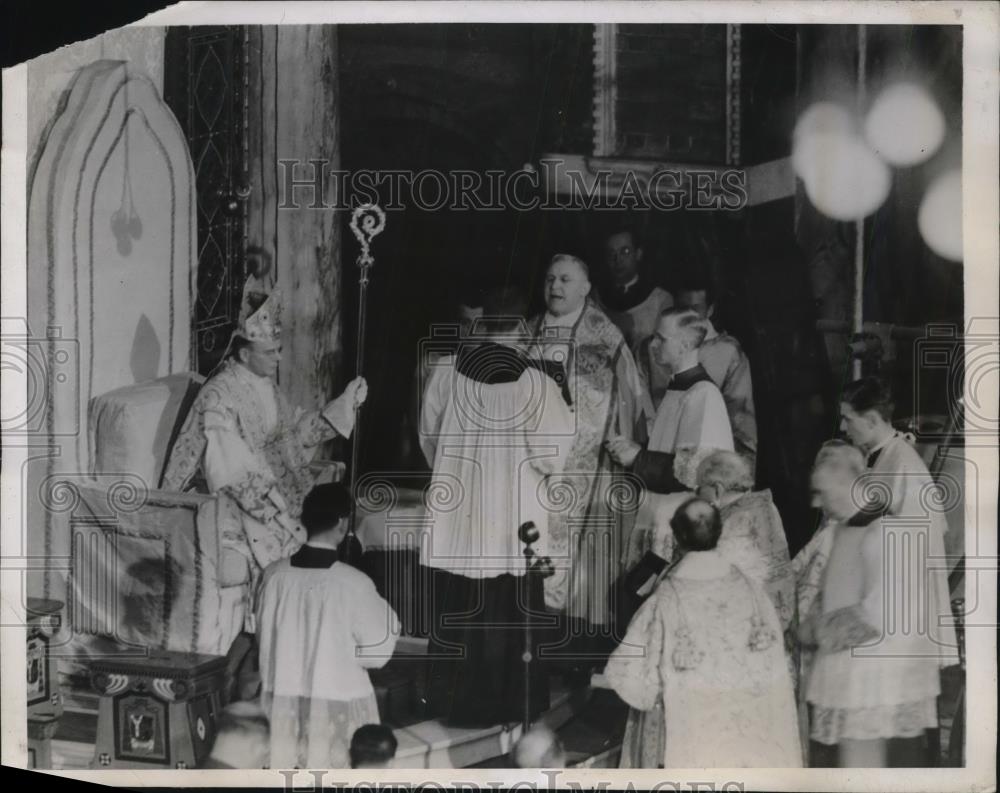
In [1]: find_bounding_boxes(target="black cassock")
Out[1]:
[425,567,551,728]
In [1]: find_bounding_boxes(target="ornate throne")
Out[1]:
[67,372,252,661]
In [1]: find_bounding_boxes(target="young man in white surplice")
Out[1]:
[256,484,400,768]
[607,307,734,591]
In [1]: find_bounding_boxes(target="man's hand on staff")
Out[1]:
[605,435,641,467]
[345,376,368,409]
[323,376,369,438]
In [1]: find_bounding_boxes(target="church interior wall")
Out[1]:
[9,18,976,771]
[247,26,344,418]
[18,19,966,609]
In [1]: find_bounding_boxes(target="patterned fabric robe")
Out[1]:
[607,551,801,768]
[718,490,794,631]
[529,301,647,625]
[618,488,795,767]
[162,360,344,580]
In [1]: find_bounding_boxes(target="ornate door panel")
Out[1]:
[164,26,248,375]
[593,23,738,164]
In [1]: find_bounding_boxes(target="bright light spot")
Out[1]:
[865,83,946,167]
[918,170,962,261]
[792,102,854,181]
[798,132,892,221]
[793,102,854,140]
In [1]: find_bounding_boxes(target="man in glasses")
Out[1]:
[598,227,674,354]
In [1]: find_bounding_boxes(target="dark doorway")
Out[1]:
[338,24,595,475]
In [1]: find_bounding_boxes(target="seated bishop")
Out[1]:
[162,283,367,615]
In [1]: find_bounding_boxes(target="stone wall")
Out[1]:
[247,25,343,413]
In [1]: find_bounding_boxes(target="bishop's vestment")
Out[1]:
[529,301,649,626]
[607,550,801,768]
[163,360,352,582]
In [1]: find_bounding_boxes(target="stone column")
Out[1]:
[247,25,343,412]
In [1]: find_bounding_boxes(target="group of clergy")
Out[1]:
[159,229,958,770]
[415,227,758,649]
[412,228,767,741]
[602,375,955,768]
[412,228,956,769]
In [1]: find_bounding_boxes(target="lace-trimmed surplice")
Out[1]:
[256,556,400,768]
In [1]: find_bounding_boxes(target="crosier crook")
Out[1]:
[345,204,387,546]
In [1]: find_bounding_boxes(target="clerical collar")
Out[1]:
[543,303,584,329]
[456,342,572,405]
[601,276,658,312]
[290,543,339,569]
[667,363,713,391]
[865,431,896,467]
[305,540,338,550]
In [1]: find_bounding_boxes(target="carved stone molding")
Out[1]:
[592,24,618,157]
[726,23,743,167]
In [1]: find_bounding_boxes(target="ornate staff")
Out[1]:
[343,204,386,557]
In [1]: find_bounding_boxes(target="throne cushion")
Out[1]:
[89,373,203,488]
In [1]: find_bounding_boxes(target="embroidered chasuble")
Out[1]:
[163,360,350,581]
[528,300,648,625]
[717,490,794,630]
[619,360,738,773]
[606,550,801,768]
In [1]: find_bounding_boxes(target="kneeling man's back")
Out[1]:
[256,484,400,768]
